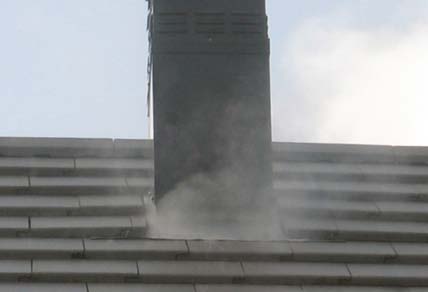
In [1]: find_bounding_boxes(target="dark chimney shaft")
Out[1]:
[152,0,272,206]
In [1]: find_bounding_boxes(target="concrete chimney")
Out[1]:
[151,0,275,239]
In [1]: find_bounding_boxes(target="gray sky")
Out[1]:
[1,0,428,145]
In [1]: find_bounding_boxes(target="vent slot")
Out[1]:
[155,13,188,34]
[231,13,266,34]
[194,13,225,34]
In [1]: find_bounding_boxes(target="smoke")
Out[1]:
[146,170,282,241]
[272,17,428,146]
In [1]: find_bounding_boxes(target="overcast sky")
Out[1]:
[1,0,428,145]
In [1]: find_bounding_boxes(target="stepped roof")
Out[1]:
[0,137,428,291]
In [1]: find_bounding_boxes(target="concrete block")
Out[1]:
[277,180,423,201]
[360,164,427,175]
[392,243,428,264]
[274,180,377,201]
[114,139,154,158]
[0,176,29,187]
[78,194,143,215]
[376,201,428,221]
[0,260,31,280]
[274,162,362,176]
[0,283,86,292]
[302,286,419,291]
[282,218,338,240]
[30,177,128,194]
[0,157,74,173]
[30,177,127,187]
[359,164,428,183]
[75,158,153,172]
[0,217,29,236]
[0,238,83,259]
[196,284,303,292]
[290,242,396,263]
[279,198,379,220]
[0,195,79,216]
[88,284,194,292]
[335,220,428,242]
[126,177,154,192]
[30,216,133,237]
[242,262,350,285]
[0,137,114,157]
[186,240,292,261]
[84,239,187,259]
[274,162,364,182]
[137,260,244,283]
[394,146,428,165]
[272,142,395,163]
[348,264,428,285]
[33,259,138,281]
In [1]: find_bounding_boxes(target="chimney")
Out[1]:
[151,0,275,239]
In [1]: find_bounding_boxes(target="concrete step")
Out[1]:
[137,260,244,283]
[274,162,428,184]
[0,194,143,216]
[347,264,428,286]
[0,157,74,176]
[7,259,243,283]
[242,261,350,285]
[279,198,428,222]
[302,286,428,291]
[272,143,395,164]
[283,218,428,242]
[0,216,146,238]
[196,285,302,292]
[74,158,153,176]
[0,157,153,177]
[29,177,126,194]
[84,239,188,260]
[272,142,428,165]
[0,238,188,260]
[274,181,428,202]
[0,217,28,236]
[6,259,428,286]
[0,138,153,158]
[2,244,428,286]
[289,242,396,264]
[28,216,146,238]
[0,176,153,195]
[278,198,380,220]
[88,284,194,292]
[0,238,84,259]
[78,194,144,216]
[183,240,292,261]
[0,283,87,292]
[0,176,29,194]
[0,195,79,216]
[5,238,428,264]
[198,286,428,292]
[32,259,139,282]
[374,201,428,222]
[27,177,152,195]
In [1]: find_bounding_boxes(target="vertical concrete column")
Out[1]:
[152,0,276,239]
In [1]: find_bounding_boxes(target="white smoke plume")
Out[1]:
[272,17,428,146]
[146,171,282,241]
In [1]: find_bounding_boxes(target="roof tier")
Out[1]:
[0,137,427,291]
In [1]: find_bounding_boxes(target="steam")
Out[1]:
[272,17,428,146]
[146,170,282,241]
